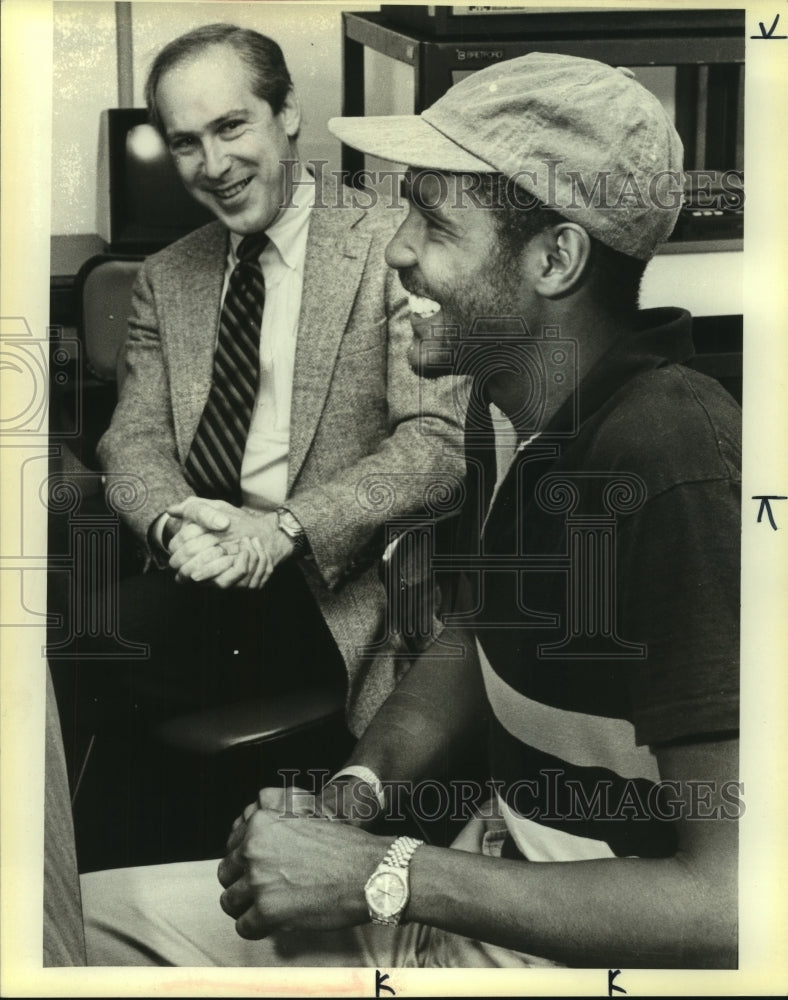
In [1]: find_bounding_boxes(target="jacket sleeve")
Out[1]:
[96,260,194,549]
[284,238,466,591]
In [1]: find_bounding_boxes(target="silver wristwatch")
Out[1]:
[364,836,424,927]
[275,507,308,556]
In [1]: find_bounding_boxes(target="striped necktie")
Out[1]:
[184,231,269,503]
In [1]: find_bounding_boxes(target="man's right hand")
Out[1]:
[226,778,382,854]
[168,518,245,581]
[167,498,291,589]
[226,786,319,856]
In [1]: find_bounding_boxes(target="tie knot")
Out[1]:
[237,232,269,264]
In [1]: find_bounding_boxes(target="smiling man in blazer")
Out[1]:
[89,23,464,740]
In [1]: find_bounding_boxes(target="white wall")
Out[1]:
[641,251,742,316]
[51,1,118,235]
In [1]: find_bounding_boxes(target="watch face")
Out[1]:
[367,869,407,918]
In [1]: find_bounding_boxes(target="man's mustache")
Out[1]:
[396,265,434,302]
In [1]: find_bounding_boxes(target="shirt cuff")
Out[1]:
[146,513,172,566]
[328,765,386,810]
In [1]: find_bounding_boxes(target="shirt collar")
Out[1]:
[543,307,695,438]
[229,161,314,272]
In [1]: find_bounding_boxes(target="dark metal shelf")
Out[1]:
[341,10,745,254]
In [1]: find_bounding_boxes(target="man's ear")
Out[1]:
[280,88,302,139]
[530,223,592,298]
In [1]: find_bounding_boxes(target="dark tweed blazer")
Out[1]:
[98,171,465,734]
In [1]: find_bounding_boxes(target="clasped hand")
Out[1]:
[166,497,293,589]
[217,786,387,939]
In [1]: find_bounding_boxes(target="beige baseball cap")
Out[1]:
[329,52,684,260]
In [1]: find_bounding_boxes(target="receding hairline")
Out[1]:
[145,25,293,132]
[149,39,255,98]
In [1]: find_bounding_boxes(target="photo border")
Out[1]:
[1,0,786,995]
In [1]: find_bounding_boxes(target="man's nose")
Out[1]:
[201,136,231,179]
[385,220,417,270]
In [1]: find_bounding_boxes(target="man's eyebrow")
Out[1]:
[400,174,454,224]
[213,108,250,123]
[166,109,250,140]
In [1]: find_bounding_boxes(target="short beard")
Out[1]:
[405,246,526,381]
[447,250,524,339]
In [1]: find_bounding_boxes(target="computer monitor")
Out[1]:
[107,108,214,254]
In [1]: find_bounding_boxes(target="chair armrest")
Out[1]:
[154,684,345,755]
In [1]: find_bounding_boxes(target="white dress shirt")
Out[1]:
[152,165,314,547]
[227,164,314,511]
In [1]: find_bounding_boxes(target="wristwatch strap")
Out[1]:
[382,835,423,870]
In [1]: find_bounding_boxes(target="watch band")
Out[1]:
[329,765,386,810]
[382,835,423,870]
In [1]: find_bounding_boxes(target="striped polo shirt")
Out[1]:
[464,309,741,863]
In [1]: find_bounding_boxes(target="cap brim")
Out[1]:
[328,115,494,172]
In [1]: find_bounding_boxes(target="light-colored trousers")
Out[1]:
[81,816,558,968]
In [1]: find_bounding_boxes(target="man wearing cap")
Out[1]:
[82,52,740,969]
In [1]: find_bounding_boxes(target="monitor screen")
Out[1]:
[108,108,214,254]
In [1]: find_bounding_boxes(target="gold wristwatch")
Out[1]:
[364,836,423,926]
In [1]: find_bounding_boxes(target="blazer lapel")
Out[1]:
[166,222,228,461]
[288,174,371,490]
